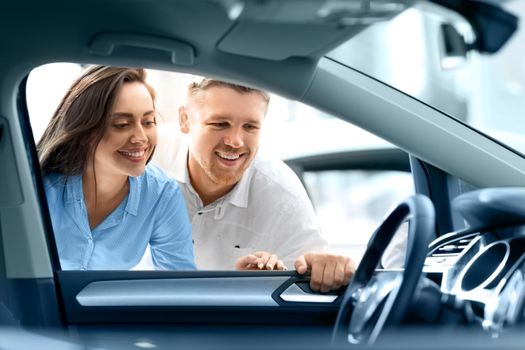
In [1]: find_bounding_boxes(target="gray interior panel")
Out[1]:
[76,276,290,307]
[0,117,23,207]
[301,58,525,188]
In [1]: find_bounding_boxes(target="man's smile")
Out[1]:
[215,151,243,161]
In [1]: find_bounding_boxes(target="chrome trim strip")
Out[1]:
[280,283,338,303]
[76,277,289,307]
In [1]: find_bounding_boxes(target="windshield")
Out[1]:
[327,1,525,155]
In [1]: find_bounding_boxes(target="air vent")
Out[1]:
[433,237,474,256]
[425,236,477,269]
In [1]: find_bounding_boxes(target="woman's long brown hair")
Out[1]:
[37,66,156,176]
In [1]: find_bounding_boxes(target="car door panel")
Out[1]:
[56,271,342,325]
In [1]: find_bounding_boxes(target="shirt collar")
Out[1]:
[64,175,82,204]
[177,140,256,209]
[125,175,139,216]
[63,173,139,216]
[174,140,191,184]
[225,160,255,208]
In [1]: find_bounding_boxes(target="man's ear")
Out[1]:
[179,106,190,134]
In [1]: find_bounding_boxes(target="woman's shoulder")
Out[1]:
[42,173,77,206]
[43,172,68,191]
[143,163,172,182]
[132,164,184,213]
[140,163,180,194]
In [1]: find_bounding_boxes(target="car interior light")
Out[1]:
[223,0,244,20]
[134,339,157,349]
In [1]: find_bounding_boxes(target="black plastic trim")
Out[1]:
[16,75,66,326]
[286,148,410,173]
[430,0,518,54]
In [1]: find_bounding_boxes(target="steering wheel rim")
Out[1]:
[332,194,435,345]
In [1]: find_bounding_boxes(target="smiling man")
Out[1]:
[155,78,355,292]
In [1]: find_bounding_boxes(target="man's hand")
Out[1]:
[236,251,287,270]
[294,252,355,293]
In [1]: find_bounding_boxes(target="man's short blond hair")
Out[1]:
[188,78,270,105]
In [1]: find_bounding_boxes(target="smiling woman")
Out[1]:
[36,66,196,270]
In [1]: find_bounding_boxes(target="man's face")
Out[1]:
[180,86,267,190]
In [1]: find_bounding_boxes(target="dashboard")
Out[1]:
[422,188,525,333]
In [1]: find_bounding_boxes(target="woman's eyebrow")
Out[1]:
[111,110,155,118]
[111,113,133,119]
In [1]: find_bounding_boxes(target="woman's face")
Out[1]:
[92,81,157,178]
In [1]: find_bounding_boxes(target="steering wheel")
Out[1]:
[332,195,435,345]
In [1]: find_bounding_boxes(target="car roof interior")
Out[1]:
[2,0,524,189]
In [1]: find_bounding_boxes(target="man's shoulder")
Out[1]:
[241,156,319,230]
[252,156,291,175]
[249,156,306,197]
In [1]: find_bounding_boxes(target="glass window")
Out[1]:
[303,170,413,264]
[26,63,412,270]
[328,1,525,156]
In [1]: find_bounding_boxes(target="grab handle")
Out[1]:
[89,33,195,66]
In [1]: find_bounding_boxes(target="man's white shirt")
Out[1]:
[143,124,327,270]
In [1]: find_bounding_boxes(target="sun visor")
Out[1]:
[217,0,416,60]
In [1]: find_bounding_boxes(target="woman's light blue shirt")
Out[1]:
[43,164,196,270]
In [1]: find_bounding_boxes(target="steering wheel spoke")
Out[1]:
[332,195,435,345]
[348,271,403,344]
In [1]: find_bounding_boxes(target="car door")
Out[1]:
[9,74,347,338]
[8,66,420,347]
